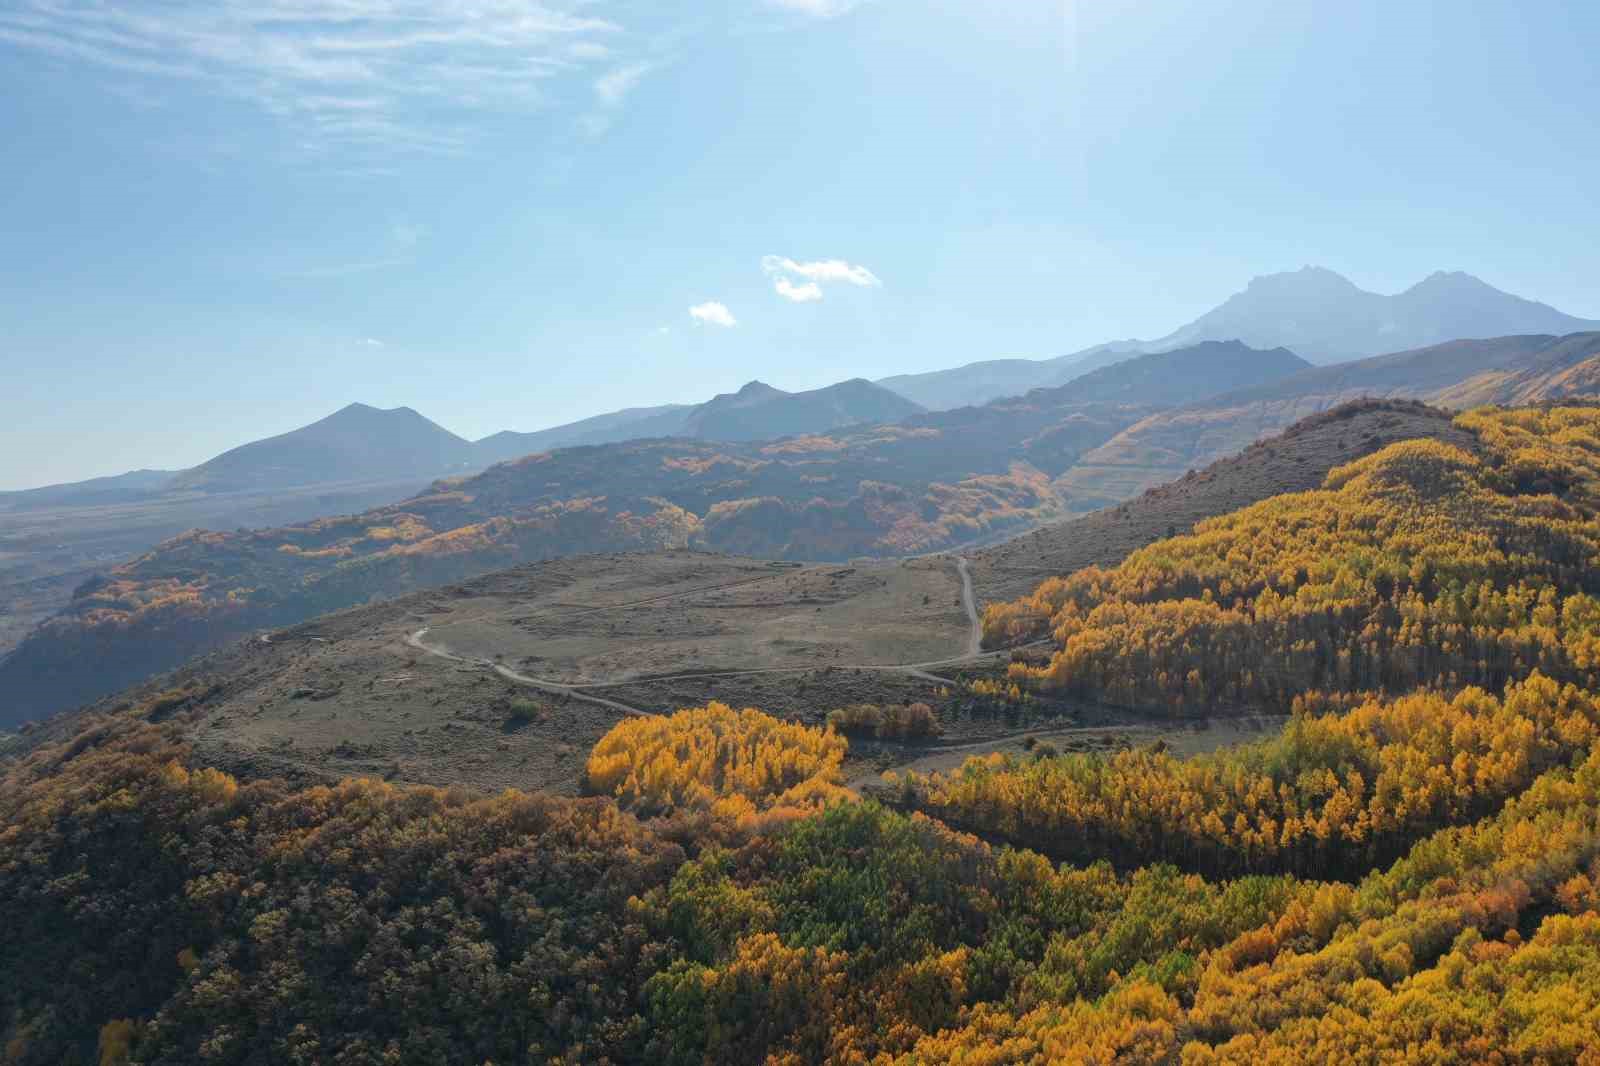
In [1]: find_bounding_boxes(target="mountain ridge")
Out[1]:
[874,269,1600,409]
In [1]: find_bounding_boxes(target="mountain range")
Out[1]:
[6,379,924,511]
[10,331,1600,723]
[11,267,1593,507]
[474,378,921,464]
[1053,330,1600,505]
[874,268,1600,410]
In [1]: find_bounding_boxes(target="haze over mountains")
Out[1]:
[1055,330,1600,504]
[876,268,1600,410]
[6,264,1600,724]
[10,329,1600,723]
[475,377,922,464]
[1044,341,1310,405]
[8,379,926,509]
[12,266,1593,506]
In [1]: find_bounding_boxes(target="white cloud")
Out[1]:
[0,4,860,162]
[362,337,386,348]
[689,301,737,328]
[761,255,882,302]
[594,62,650,106]
[774,277,824,303]
[767,0,868,17]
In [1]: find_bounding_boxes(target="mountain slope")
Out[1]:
[876,270,1600,410]
[1056,331,1600,504]
[1432,346,1600,408]
[168,403,477,494]
[876,341,1145,410]
[473,403,692,464]
[477,379,925,464]
[684,378,924,441]
[1047,340,1311,405]
[968,399,1479,604]
[0,469,177,512]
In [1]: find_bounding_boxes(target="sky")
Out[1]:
[2,0,1598,490]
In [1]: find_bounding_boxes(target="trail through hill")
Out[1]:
[402,554,996,715]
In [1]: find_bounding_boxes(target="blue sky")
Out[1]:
[2,0,1597,489]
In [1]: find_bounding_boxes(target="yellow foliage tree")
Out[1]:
[585,703,849,818]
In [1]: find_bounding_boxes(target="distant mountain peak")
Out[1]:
[1406,270,1493,293]
[736,380,781,397]
[331,402,418,418]
[1242,265,1362,294]
[168,402,474,494]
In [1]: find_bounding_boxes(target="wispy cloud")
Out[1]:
[277,256,412,280]
[689,301,737,327]
[0,1,624,157]
[774,277,824,303]
[766,0,870,17]
[594,62,651,106]
[762,255,881,301]
[580,59,651,138]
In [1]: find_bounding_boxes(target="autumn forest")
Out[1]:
[8,404,1600,1063]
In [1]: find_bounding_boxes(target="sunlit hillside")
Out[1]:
[10,404,1600,1063]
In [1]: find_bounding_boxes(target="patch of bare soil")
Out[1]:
[175,550,974,794]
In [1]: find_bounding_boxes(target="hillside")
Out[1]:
[472,402,692,463]
[1056,331,1600,502]
[11,331,1600,725]
[0,469,176,512]
[967,399,1477,603]
[484,378,925,459]
[9,404,1600,1064]
[0,394,1152,723]
[683,377,924,440]
[168,403,478,493]
[876,341,1144,410]
[1049,340,1310,405]
[1434,348,1600,408]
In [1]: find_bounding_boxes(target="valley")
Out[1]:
[0,473,441,657]
[13,399,1475,799]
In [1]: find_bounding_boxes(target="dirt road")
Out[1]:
[403,554,1002,712]
[405,627,649,717]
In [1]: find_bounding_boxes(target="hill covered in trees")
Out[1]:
[6,405,1600,1063]
[4,399,1600,1062]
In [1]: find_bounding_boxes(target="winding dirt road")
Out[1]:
[401,554,1007,717]
[404,627,650,717]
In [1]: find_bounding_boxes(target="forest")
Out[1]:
[6,404,1600,1064]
